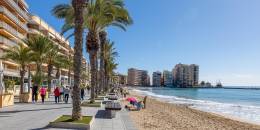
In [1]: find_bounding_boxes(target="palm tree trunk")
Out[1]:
[95,59,99,97]
[87,31,99,103]
[36,63,42,74]
[56,68,60,83]
[72,0,85,121]
[68,68,71,86]
[89,50,97,103]
[47,64,53,92]
[28,66,31,93]
[99,31,106,94]
[20,69,25,94]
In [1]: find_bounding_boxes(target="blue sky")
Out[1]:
[26,0,260,86]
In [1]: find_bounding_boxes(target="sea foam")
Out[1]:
[133,89,260,124]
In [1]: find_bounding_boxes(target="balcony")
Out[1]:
[0,21,26,40]
[0,6,28,32]
[28,28,42,35]
[5,0,29,20]
[3,68,20,77]
[0,35,17,47]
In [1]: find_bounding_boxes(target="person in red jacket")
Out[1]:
[54,87,60,103]
[39,86,46,103]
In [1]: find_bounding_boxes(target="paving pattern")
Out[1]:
[0,97,137,130]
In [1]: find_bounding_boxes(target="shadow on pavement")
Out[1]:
[95,110,110,119]
[0,106,71,114]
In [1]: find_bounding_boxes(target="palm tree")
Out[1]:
[52,0,132,102]
[99,0,133,93]
[2,43,32,94]
[25,35,53,85]
[85,0,132,102]
[71,0,86,120]
[53,55,68,86]
[45,44,59,92]
[104,41,118,91]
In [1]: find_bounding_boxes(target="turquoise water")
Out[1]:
[133,87,260,124]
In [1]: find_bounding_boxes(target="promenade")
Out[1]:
[0,96,137,130]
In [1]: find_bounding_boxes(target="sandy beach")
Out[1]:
[124,91,260,130]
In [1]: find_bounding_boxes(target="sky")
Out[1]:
[26,0,260,86]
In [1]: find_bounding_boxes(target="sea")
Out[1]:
[132,87,260,124]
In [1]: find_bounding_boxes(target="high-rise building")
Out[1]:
[152,71,161,87]
[162,70,173,86]
[127,68,150,86]
[173,63,199,87]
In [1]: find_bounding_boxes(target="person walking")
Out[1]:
[40,86,46,103]
[54,87,60,103]
[32,84,38,103]
[59,86,64,102]
[80,88,85,100]
[64,86,70,103]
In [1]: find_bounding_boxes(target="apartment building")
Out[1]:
[173,63,199,87]
[0,0,29,81]
[0,0,88,89]
[112,73,127,86]
[162,70,173,86]
[127,68,150,86]
[152,71,161,87]
[27,15,75,86]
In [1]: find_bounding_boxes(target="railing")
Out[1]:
[0,21,26,40]
[0,6,28,31]
[19,0,29,9]
[0,35,17,47]
[3,68,20,77]
[28,28,42,35]
[5,0,29,20]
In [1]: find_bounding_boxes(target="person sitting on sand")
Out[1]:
[125,101,144,111]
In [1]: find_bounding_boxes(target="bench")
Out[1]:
[105,101,122,118]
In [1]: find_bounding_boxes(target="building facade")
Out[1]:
[127,68,150,86]
[162,70,173,86]
[152,71,161,87]
[0,0,30,81]
[173,64,199,87]
[0,0,88,91]
[113,73,127,86]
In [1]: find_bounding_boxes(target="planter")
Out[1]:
[19,93,32,103]
[0,93,14,108]
[49,115,94,130]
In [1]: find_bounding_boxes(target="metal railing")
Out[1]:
[0,6,28,31]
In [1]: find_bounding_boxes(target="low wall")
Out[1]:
[0,94,14,108]
[19,93,32,103]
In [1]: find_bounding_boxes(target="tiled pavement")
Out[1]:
[0,96,137,130]
[92,109,137,130]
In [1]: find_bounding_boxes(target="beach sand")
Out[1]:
[124,91,260,130]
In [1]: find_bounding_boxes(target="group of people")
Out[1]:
[53,86,71,103]
[31,85,87,104]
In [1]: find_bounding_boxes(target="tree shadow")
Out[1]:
[0,106,71,114]
[95,110,111,119]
